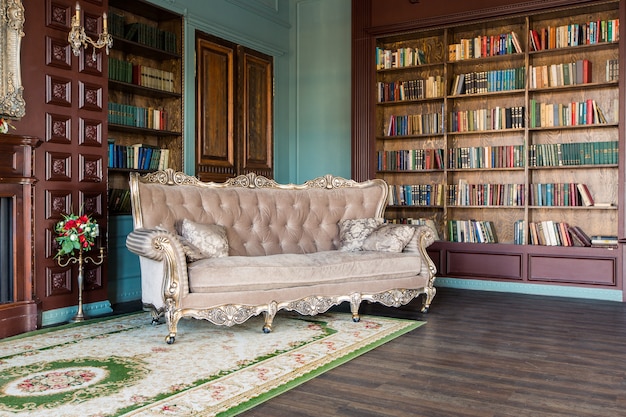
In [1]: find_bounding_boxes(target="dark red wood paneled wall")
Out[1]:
[15,0,109,313]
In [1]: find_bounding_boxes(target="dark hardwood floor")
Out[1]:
[238,287,626,417]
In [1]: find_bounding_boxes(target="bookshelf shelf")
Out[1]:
[108,80,182,99]
[388,205,444,209]
[377,97,444,106]
[447,167,525,172]
[110,35,181,60]
[528,40,618,56]
[527,205,617,210]
[108,124,182,137]
[529,81,618,93]
[372,0,623,287]
[376,62,445,73]
[377,134,445,140]
[447,89,526,100]
[527,123,619,131]
[446,128,526,136]
[377,170,445,174]
[529,164,618,170]
[447,53,525,65]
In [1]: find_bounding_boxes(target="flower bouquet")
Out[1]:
[54,212,100,258]
[0,117,15,134]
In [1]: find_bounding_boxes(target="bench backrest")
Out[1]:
[129,170,388,256]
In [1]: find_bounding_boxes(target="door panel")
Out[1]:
[195,33,236,182]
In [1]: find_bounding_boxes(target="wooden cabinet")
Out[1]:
[107,0,183,214]
[369,0,624,289]
[195,32,273,182]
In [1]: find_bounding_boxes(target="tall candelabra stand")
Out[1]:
[57,248,105,322]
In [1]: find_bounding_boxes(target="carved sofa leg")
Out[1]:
[262,302,278,333]
[164,308,181,344]
[420,287,437,313]
[350,293,362,322]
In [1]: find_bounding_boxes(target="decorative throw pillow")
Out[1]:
[363,224,415,253]
[179,219,229,260]
[338,217,384,251]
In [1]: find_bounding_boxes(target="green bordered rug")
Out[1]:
[0,311,424,416]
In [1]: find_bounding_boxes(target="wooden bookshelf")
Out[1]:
[372,0,623,288]
[107,0,183,215]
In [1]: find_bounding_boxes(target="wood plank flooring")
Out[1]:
[238,287,626,417]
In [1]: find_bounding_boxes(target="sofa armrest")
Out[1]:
[126,228,190,314]
[401,224,437,305]
[403,225,436,253]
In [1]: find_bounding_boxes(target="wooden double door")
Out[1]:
[195,31,273,182]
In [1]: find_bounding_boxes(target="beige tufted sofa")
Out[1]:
[126,169,437,343]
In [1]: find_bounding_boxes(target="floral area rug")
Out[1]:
[0,311,424,416]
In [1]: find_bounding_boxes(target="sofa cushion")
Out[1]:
[187,250,421,293]
[363,224,415,252]
[179,219,228,260]
[338,217,384,251]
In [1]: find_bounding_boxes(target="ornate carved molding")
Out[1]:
[0,0,25,118]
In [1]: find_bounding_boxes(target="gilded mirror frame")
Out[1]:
[0,0,25,118]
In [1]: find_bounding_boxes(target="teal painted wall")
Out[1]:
[106,0,353,306]
[145,0,352,184]
[108,215,141,304]
[290,0,352,182]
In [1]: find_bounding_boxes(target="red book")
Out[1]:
[586,99,594,124]
[132,64,142,85]
[568,225,592,247]
[530,30,541,51]
[582,59,592,83]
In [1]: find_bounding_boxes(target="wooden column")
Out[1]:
[0,134,41,338]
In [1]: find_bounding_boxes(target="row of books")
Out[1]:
[447,220,498,243]
[377,148,444,171]
[108,14,178,53]
[447,145,525,170]
[385,113,443,136]
[528,141,618,167]
[107,141,171,171]
[529,19,619,51]
[529,59,591,88]
[449,106,525,132]
[528,222,616,248]
[108,102,169,130]
[375,47,427,70]
[513,221,616,247]
[376,76,444,102]
[448,182,525,207]
[380,141,615,171]
[109,188,132,213]
[109,58,176,93]
[528,99,608,128]
[448,31,523,61]
[528,183,593,207]
[385,217,441,241]
[607,59,619,82]
[383,180,605,208]
[450,67,525,95]
[387,184,444,207]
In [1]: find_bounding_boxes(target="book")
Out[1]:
[568,226,592,247]
[576,183,594,206]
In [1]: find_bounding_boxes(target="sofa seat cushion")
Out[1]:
[188,250,421,294]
